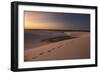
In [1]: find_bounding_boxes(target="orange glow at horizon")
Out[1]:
[24,22,63,29]
[24,11,65,30]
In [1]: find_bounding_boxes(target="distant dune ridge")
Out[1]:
[24,30,90,62]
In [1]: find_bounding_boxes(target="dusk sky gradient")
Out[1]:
[24,11,90,31]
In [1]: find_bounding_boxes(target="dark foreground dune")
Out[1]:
[24,31,90,62]
[24,30,75,49]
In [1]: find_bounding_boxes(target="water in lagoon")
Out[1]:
[24,30,75,50]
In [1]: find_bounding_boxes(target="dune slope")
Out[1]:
[24,32,90,62]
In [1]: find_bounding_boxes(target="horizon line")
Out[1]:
[24,29,90,32]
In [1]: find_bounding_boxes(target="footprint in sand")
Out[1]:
[47,45,63,53]
[32,52,45,59]
[39,52,45,55]
[57,45,63,48]
[28,45,63,60]
[32,56,39,59]
[47,49,52,52]
[47,48,56,53]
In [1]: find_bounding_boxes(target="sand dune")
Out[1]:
[24,30,70,49]
[24,32,90,62]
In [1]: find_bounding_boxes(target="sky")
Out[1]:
[24,11,90,31]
